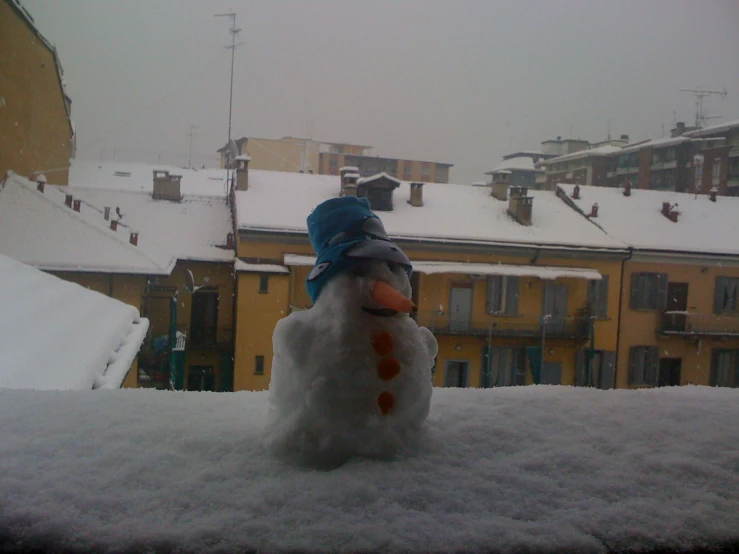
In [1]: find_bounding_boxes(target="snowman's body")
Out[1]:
[266,267,437,468]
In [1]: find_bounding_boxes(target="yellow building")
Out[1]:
[1,0,75,185]
[557,183,739,388]
[231,163,628,391]
[0,165,237,391]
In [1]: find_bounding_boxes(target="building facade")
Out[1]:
[0,0,75,185]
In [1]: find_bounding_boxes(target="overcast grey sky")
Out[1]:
[23,0,739,183]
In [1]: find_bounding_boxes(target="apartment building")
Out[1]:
[319,151,454,183]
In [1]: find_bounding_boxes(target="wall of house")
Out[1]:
[244,138,320,173]
[616,257,739,389]
[0,1,73,185]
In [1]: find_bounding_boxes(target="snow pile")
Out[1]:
[266,268,437,468]
[1,386,738,552]
[0,254,148,390]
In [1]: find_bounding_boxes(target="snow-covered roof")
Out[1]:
[237,170,627,252]
[234,259,289,274]
[557,183,739,256]
[61,187,235,264]
[283,255,601,280]
[69,159,230,197]
[617,136,691,155]
[486,156,541,174]
[684,118,739,138]
[234,154,251,162]
[1,386,737,551]
[357,172,401,186]
[339,166,359,172]
[542,144,623,165]
[0,254,148,390]
[0,173,175,274]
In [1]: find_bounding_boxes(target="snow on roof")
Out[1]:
[684,118,739,138]
[0,254,148,390]
[69,159,229,197]
[234,259,289,274]
[0,173,174,274]
[339,166,359,172]
[557,183,739,256]
[1,386,738,551]
[62,186,235,263]
[486,156,540,174]
[283,254,600,279]
[234,154,251,161]
[357,172,401,186]
[617,136,692,155]
[542,144,623,165]
[237,170,626,251]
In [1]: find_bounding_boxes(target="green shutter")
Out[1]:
[575,349,587,387]
[628,347,638,385]
[630,273,642,309]
[505,276,520,316]
[657,274,669,310]
[597,276,610,317]
[646,347,660,386]
[714,277,726,314]
[600,351,616,390]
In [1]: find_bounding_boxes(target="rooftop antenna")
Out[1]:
[215,11,244,194]
[679,88,727,128]
[607,118,614,141]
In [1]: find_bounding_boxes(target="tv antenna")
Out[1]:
[679,88,727,128]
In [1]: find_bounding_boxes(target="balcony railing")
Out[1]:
[416,311,591,340]
[659,311,739,338]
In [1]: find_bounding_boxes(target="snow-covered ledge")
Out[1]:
[1,386,738,552]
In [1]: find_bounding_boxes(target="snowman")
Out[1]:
[265,196,438,468]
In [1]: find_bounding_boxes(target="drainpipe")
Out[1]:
[614,247,634,388]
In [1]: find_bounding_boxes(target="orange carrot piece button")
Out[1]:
[371,332,394,356]
[377,391,394,415]
[377,357,401,381]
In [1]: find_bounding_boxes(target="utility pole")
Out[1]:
[679,88,727,128]
[187,125,199,169]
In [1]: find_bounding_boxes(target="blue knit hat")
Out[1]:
[306,196,412,303]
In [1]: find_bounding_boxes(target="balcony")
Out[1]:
[659,311,739,338]
[416,311,591,340]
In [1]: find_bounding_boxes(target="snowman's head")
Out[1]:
[306,197,413,312]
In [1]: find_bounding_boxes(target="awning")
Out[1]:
[234,259,289,274]
[283,255,601,280]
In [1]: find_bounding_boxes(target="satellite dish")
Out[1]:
[185,269,204,293]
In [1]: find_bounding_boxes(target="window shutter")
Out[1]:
[657,274,669,310]
[575,349,586,387]
[485,277,493,314]
[505,276,520,316]
[597,276,610,317]
[733,351,739,388]
[600,351,616,390]
[714,277,726,314]
[628,347,638,385]
[710,349,720,386]
[646,347,660,386]
[515,347,526,386]
[480,347,491,388]
[630,273,642,309]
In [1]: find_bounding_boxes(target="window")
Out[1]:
[328,157,338,168]
[190,290,218,346]
[444,360,468,388]
[421,162,431,176]
[630,272,667,311]
[714,277,739,314]
[259,274,269,294]
[712,159,721,188]
[480,346,526,387]
[403,163,412,174]
[710,350,739,387]
[588,276,609,318]
[575,349,616,389]
[485,275,519,315]
[628,346,659,386]
[254,355,265,375]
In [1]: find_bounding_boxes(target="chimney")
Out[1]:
[152,170,182,202]
[235,155,250,191]
[620,134,629,142]
[36,174,46,193]
[129,232,138,246]
[73,199,81,212]
[409,182,424,207]
[104,207,111,221]
[662,202,679,222]
[623,181,632,197]
[490,171,510,201]
[508,186,533,226]
[572,184,581,199]
[589,203,599,218]
[110,220,118,231]
[709,186,718,202]
[341,172,360,196]
[65,194,73,208]
[226,232,235,249]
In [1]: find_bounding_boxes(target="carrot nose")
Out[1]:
[371,280,415,313]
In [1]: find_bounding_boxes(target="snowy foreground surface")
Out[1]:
[1,386,739,553]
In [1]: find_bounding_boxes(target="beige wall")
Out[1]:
[0,1,73,185]
[245,138,320,173]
